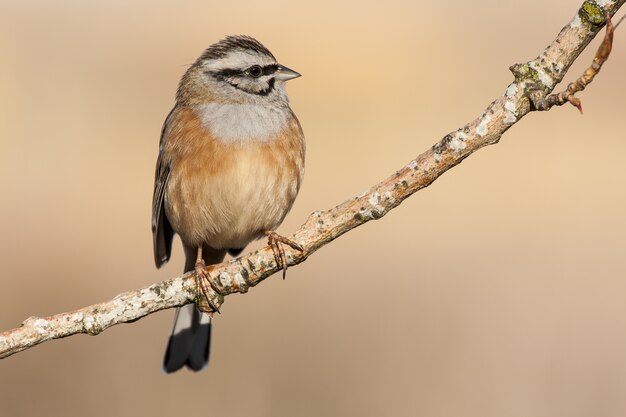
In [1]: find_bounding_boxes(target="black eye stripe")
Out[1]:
[208,64,278,80]
[208,68,243,81]
[262,65,278,75]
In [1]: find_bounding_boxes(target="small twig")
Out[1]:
[534,13,618,113]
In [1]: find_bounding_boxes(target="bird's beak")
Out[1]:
[275,65,301,81]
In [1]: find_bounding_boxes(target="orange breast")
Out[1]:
[162,107,304,249]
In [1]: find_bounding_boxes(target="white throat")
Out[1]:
[195,103,289,142]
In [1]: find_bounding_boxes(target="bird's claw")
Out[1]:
[195,260,222,314]
[264,231,304,280]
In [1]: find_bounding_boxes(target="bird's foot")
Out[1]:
[195,259,223,314]
[264,231,304,280]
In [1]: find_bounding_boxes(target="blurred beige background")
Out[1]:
[1,1,626,416]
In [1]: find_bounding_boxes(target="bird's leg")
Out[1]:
[264,231,304,280]
[195,245,222,314]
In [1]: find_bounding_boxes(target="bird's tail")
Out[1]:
[162,246,226,373]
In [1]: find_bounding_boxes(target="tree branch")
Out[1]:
[1,0,624,360]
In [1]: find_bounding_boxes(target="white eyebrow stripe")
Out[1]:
[202,50,276,72]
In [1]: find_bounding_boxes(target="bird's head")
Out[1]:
[178,35,300,105]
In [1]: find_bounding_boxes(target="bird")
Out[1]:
[151,35,305,373]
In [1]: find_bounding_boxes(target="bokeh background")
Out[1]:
[1,1,626,416]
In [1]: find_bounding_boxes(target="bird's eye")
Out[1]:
[247,65,263,78]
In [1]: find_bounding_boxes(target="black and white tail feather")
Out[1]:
[161,247,226,373]
[163,304,212,373]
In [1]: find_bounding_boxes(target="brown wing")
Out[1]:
[152,107,176,268]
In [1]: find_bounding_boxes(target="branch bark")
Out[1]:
[1,0,624,359]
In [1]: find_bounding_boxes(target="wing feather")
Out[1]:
[152,107,177,268]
